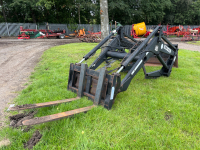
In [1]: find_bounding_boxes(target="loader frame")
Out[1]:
[9,25,178,126]
[67,25,178,109]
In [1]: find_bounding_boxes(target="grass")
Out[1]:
[187,41,200,46]
[1,43,200,149]
[167,35,183,38]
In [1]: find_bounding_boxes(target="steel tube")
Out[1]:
[157,54,169,69]
[121,26,161,67]
[83,26,122,60]
[116,66,124,73]
[79,58,85,63]
[106,51,139,60]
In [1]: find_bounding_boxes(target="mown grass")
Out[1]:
[187,41,200,46]
[1,43,200,149]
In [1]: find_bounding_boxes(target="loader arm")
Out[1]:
[119,26,178,91]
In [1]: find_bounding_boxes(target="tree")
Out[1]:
[0,0,7,22]
[164,0,193,25]
[100,0,109,44]
[0,0,13,22]
[138,0,171,24]
[1,0,200,25]
[108,0,135,25]
[8,0,42,23]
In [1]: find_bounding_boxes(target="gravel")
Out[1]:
[0,38,79,128]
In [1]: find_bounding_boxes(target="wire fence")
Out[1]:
[0,22,199,37]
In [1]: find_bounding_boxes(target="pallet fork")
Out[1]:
[10,26,178,126]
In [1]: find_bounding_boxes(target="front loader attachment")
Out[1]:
[9,25,178,126]
[67,25,178,106]
[68,63,121,109]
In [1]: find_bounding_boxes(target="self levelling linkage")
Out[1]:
[10,25,178,126]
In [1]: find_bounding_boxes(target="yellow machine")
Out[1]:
[78,29,85,37]
[132,22,147,36]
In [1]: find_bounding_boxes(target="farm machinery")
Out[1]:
[79,22,122,43]
[10,25,178,126]
[68,28,101,43]
[131,22,151,38]
[193,26,200,33]
[163,24,182,36]
[181,27,200,41]
[163,24,200,41]
[18,26,66,39]
[79,31,101,43]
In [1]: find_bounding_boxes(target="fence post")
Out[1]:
[6,22,10,36]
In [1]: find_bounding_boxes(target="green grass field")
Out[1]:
[1,43,200,149]
[187,41,200,46]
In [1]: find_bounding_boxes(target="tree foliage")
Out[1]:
[0,0,200,25]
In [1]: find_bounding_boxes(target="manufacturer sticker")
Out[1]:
[173,56,176,63]
[110,87,115,100]
[112,30,116,33]
[164,45,171,53]
[155,45,158,51]
[131,60,143,75]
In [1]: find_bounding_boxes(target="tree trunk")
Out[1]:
[0,0,7,22]
[100,0,109,51]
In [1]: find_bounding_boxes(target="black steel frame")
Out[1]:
[67,25,179,110]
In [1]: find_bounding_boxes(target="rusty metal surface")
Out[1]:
[9,97,80,111]
[89,78,107,99]
[74,73,80,88]
[22,105,95,126]
[146,56,178,68]
[69,66,109,101]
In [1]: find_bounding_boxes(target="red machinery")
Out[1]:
[163,24,185,36]
[162,24,200,39]
[87,31,101,39]
[193,26,200,34]
[181,27,200,41]
[87,31,101,35]
[18,26,66,39]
